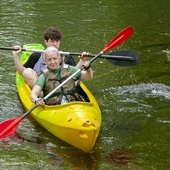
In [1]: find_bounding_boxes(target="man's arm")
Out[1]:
[76,52,90,69]
[76,52,93,81]
[30,85,42,103]
[81,62,93,81]
[12,46,41,75]
[12,46,25,75]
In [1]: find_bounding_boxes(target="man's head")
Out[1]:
[44,27,62,49]
[43,46,61,70]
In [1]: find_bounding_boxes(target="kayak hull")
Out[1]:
[16,44,101,152]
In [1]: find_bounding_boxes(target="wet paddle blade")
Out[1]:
[0,116,24,138]
[107,50,140,66]
[89,27,133,64]
[102,26,133,53]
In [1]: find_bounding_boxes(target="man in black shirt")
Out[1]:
[12,27,87,89]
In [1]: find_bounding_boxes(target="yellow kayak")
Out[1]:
[16,43,101,153]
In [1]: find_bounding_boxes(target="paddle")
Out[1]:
[107,50,140,66]
[60,50,139,66]
[0,49,139,66]
[0,26,133,138]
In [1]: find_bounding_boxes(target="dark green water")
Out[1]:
[0,0,169,169]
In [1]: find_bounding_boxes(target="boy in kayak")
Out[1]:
[12,27,90,89]
[30,46,92,105]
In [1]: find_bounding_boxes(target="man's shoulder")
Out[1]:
[24,52,41,68]
[65,55,76,66]
[30,52,41,58]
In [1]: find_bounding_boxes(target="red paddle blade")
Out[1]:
[102,26,133,53]
[0,116,24,138]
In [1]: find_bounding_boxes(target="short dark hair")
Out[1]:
[44,27,62,41]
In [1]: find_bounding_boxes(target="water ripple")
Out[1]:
[100,83,170,115]
[104,83,170,99]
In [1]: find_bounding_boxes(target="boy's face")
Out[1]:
[45,39,60,49]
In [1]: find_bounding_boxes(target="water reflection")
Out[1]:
[105,149,133,167]
[0,0,169,169]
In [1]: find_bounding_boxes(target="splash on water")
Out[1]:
[100,82,170,119]
[103,83,170,100]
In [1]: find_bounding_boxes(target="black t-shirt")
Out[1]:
[23,52,41,68]
[63,54,76,66]
[23,52,77,68]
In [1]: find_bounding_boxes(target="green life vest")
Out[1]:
[43,64,82,105]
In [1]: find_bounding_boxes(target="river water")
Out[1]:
[0,0,169,169]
